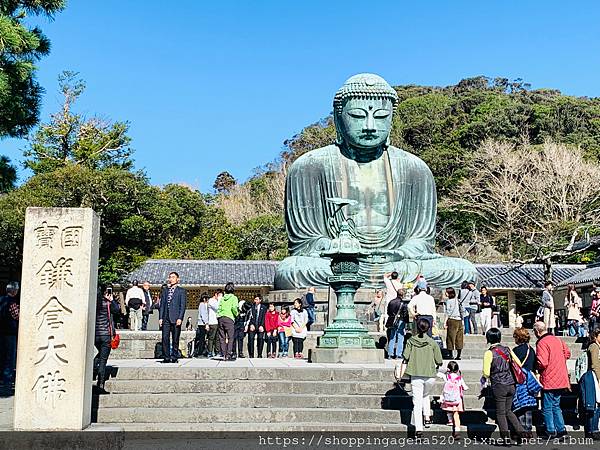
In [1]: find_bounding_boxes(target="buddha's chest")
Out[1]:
[342,160,391,230]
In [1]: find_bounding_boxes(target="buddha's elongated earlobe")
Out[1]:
[333,114,344,146]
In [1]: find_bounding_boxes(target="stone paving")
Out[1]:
[0,396,13,431]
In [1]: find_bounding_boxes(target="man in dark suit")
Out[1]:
[247,295,267,358]
[159,272,186,363]
[141,281,153,331]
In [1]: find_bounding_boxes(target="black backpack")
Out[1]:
[392,301,409,327]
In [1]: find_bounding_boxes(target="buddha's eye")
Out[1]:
[374,110,391,119]
[347,109,367,118]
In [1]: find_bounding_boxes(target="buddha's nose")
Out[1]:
[363,113,376,132]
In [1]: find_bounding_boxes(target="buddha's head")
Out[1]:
[333,73,398,157]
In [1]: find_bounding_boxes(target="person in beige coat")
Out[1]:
[564,284,582,337]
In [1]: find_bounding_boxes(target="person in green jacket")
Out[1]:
[402,317,443,436]
[216,282,239,360]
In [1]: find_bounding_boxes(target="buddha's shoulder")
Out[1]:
[387,146,430,170]
[290,145,339,166]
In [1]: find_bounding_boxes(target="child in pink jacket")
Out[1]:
[277,306,292,357]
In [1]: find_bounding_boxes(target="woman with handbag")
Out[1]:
[401,318,443,437]
[483,328,527,442]
[94,285,120,393]
[512,327,539,434]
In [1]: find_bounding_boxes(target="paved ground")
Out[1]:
[0,396,13,430]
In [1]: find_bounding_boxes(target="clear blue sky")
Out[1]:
[2,0,599,192]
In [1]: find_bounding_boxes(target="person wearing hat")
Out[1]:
[407,278,436,337]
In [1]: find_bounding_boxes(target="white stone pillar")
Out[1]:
[14,208,100,430]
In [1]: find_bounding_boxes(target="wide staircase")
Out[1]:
[93,333,583,433]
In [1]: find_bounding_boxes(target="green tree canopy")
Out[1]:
[23,71,134,174]
[0,0,65,138]
[0,155,16,192]
[213,171,237,194]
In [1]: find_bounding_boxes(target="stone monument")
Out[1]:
[14,207,100,430]
[275,73,477,290]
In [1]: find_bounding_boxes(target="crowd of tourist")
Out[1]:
[380,274,600,442]
[5,267,600,441]
[190,282,312,361]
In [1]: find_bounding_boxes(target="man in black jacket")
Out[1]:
[159,272,187,363]
[247,295,267,358]
[385,288,407,359]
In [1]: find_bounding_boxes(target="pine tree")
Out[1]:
[0,0,66,138]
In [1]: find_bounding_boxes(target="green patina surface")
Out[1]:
[275,73,477,290]
[318,218,374,349]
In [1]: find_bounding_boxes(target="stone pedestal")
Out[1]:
[14,208,100,430]
[310,347,384,364]
[312,273,382,363]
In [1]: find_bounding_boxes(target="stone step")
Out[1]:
[95,406,581,428]
[104,366,580,386]
[96,391,578,411]
[108,366,397,381]
[97,393,396,409]
[98,384,580,412]
[103,379,397,395]
[113,422,408,432]
[112,422,587,433]
[96,407,402,424]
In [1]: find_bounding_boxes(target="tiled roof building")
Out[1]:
[129,259,585,291]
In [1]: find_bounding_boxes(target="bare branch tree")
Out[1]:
[443,140,600,281]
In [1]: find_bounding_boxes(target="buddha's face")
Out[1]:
[338,97,393,149]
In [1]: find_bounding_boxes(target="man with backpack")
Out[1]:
[125,280,144,331]
[382,272,404,330]
[0,282,19,392]
[407,279,436,337]
[385,288,407,359]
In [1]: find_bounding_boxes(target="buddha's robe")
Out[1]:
[274,145,477,289]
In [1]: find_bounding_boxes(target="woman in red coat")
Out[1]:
[265,303,280,358]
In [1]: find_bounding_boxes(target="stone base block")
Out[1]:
[309,348,384,364]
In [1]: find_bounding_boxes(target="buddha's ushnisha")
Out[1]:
[275,74,477,289]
